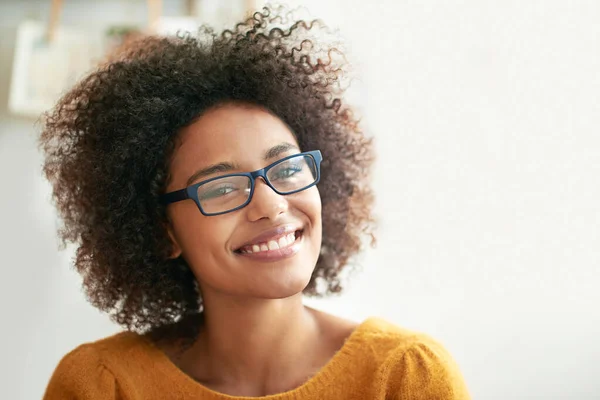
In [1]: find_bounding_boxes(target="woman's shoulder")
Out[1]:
[350,317,432,358]
[56,330,150,365]
[43,331,150,399]
[311,309,443,360]
[316,311,460,371]
[353,317,470,399]
[354,316,462,369]
[46,332,156,379]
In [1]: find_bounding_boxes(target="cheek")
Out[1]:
[302,186,322,215]
[311,190,323,231]
[297,187,322,240]
[168,205,234,260]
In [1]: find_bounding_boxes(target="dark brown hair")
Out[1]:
[40,6,375,341]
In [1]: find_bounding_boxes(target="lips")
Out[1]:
[234,224,303,253]
[235,230,304,262]
[238,230,302,253]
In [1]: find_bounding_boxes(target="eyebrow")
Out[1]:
[185,142,300,186]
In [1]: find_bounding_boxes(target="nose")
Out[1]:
[245,177,288,221]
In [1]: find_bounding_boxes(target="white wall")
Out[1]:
[1,1,599,399]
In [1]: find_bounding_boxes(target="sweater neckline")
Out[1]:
[139,316,380,400]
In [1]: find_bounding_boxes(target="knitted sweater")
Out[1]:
[43,317,470,399]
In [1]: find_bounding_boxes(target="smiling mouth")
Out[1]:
[234,230,304,254]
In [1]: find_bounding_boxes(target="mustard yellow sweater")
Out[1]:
[43,317,470,399]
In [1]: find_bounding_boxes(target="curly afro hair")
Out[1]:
[40,6,375,341]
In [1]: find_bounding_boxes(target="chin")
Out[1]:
[233,234,320,299]
[252,265,314,300]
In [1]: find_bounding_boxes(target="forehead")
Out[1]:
[175,103,298,163]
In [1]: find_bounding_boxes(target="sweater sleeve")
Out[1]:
[43,345,119,400]
[390,337,470,400]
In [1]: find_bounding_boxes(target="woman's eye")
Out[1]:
[273,166,302,180]
[200,186,236,200]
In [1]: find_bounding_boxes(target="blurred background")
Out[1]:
[1,0,599,399]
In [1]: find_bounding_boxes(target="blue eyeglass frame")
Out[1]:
[160,150,323,216]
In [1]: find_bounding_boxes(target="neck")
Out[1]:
[186,292,322,393]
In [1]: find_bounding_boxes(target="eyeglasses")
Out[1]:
[161,150,322,216]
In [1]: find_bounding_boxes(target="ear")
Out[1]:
[166,224,183,259]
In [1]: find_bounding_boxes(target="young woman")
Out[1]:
[41,7,469,399]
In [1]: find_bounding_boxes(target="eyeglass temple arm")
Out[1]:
[161,188,189,205]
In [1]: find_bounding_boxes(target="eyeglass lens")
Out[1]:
[197,154,317,214]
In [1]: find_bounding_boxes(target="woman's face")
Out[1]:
[165,103,322,301]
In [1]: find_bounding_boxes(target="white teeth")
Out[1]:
[278,236,288,248]
[239,231,301,254]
